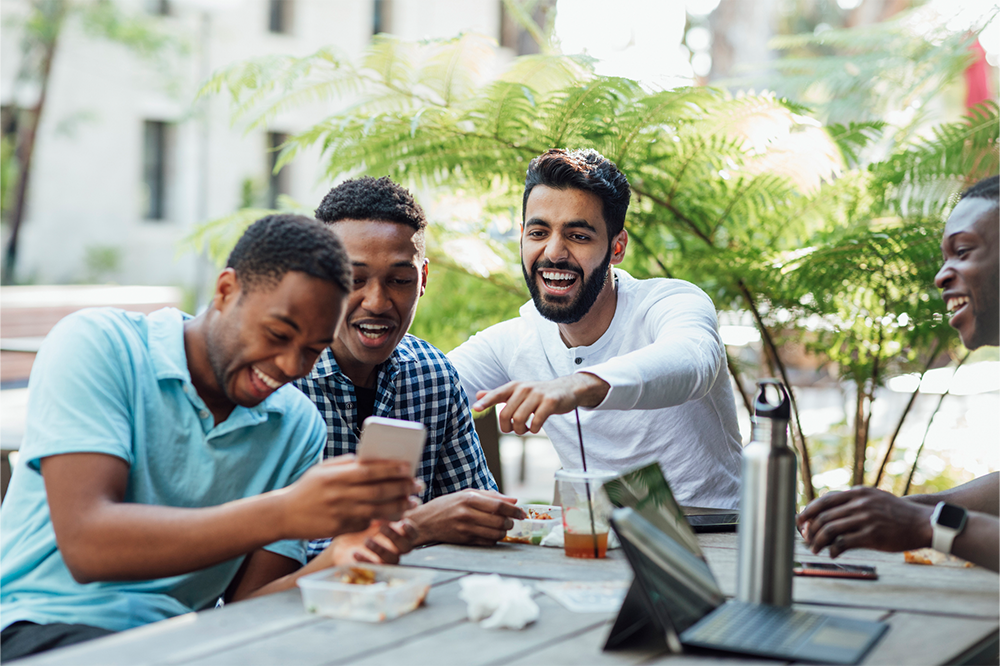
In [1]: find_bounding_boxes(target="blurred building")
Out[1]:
[0,0,519,289]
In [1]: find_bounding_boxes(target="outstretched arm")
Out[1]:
[472,372,609,435]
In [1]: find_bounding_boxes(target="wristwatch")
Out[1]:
[930,501,968,554]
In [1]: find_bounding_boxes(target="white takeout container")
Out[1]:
[504,504,562,545]
[297,564,434,622]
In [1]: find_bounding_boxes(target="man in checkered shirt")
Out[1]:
[296,176,526,562]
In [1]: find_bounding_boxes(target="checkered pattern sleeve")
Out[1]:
[426,356,498,497]
[394,337,497,498]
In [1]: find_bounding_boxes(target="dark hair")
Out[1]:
[523,149,631,238]
[315,176,427,231]
[226,214,351,294]
[960,175,999,204]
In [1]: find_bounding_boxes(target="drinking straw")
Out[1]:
[575,408,599,559]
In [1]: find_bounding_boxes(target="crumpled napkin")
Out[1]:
[538,524,621,549]
[458,574,539,629]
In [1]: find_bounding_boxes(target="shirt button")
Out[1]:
[199,410,210,419]
[347,402,354,408]
[575,358,583,365]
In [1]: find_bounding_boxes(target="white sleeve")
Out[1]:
[581,286,725,411]
[447,324,514,402]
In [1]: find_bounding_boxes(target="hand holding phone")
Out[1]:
[357,416,427,476]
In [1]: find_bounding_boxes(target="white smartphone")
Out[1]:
[356,416,427,476]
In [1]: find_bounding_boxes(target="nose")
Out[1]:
[275,349,309,380]
[360,281,391,314]
[934,262,953,291]
[543,235,569,264]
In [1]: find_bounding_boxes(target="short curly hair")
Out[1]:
[960,175,999,204]
[315,176,427,254]
[226,214,351,294]
[523,149,631,239]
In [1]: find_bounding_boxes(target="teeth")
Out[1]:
[540,271,577,281]
[253,366,282,390]
[946,296,969,313]
[357,323,391,339]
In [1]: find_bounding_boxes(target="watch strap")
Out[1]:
[930,501,968,554]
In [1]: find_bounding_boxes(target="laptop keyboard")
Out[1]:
[683,601,824,653]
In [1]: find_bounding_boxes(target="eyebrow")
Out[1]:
[525,218,599,233]
[268,315,334,345]
[351,261,418,269]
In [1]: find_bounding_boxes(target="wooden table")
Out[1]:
[18,534,999,666]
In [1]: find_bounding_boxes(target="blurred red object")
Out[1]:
[965,38,992,110]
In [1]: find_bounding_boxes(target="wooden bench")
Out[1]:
[0,285,181,500]
[1,285,182,385]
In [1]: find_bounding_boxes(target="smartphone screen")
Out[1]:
[793,561,878,580]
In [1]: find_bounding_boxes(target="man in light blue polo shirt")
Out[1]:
[0,215,420,661]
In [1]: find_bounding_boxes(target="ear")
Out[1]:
[419,258,429,298]
[611,230,628,265]
[213,268,241,312]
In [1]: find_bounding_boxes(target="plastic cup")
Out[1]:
[554,469,616,559]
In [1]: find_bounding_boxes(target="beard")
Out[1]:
[522,246,612,325]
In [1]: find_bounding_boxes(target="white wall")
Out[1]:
[1,0,503,290]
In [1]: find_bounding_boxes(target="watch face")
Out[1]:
[937,503,967,529]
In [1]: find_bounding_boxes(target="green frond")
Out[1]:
[873,101,999,217]
[826,121,886,167]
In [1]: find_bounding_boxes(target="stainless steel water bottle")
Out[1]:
[736,379,796,606]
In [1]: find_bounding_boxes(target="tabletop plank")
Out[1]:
[700,541,999,618]
[18,570,465,666]
[400,542,632,581]
[501,619,670,666]
[177,578,474,666]
[347,592,615,666]
[860,611,999,665]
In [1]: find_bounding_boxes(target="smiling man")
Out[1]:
[296,176,524,555]
[0,215,421,661]
[448,149,743,509]
[798,175,999,572]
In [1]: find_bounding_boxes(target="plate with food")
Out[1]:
[297,564,435,622]
[503,504,562,545]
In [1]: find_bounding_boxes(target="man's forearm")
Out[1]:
[906,473,999,515]
[55,491,290,583]
[952,512,1000,572]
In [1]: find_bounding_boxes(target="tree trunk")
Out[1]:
[3,1,66,284]
[736,279,815,502]
[852,381,870,487]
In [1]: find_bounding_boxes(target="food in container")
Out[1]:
[503,504,562,545]
[297,564,434,622]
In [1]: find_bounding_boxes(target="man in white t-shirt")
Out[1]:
[448,148,743,509]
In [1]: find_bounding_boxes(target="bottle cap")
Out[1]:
[754,379,790,420]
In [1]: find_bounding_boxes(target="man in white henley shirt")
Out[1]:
[448,148,742,509]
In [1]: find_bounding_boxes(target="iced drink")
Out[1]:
[555,469,616,559]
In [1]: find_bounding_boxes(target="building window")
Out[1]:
[145,0,170,16]
[268,0,292,34]
[142,120,170,221]
[373,0,392,35]
[267,132,289,209]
